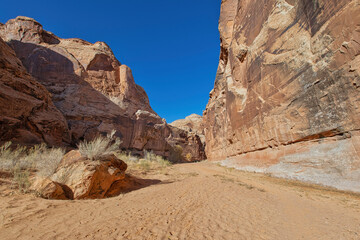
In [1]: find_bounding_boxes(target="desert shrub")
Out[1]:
[144,150,162,162]
[143,150,171,168]
[138,159,151,171]
[169,145,183,163]
[0,142,31,192]
[16,143,65,177]
[116,151,131,162]
[13,167,31,193]
[0,142,65,191]
[0,142,26,170]
[116,151,139,162]
[34,147,65,177]
[117,150,171,173]
[78,130,122,161]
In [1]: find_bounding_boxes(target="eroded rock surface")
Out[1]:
[50,150,127,199]
[167,125,206,162]
[0,36,70,146]
[0,16,206,160]
[30,177,68,200]
[170,114,205,144]
[204,0,360,191]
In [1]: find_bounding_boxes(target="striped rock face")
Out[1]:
[204,0,360,192]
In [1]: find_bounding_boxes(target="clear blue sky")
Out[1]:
[1,0,221,123]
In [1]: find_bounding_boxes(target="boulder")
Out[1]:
[51,150,127,199]
[30,177,67,200]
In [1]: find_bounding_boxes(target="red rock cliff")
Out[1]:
[0,17,205,161]
[0,37,70,146]
[204,0,360,191]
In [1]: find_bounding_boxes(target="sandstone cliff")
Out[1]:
[170,114,205,144]
[0,17,205,161]
[204,0,360,191]
[0,36,70,146]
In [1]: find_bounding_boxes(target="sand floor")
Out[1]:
[1,161,359,240]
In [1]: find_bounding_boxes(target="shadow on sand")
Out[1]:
[105,174,172,198]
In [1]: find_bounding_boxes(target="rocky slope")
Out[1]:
[0,36,70,146]
[204,0,360,191]
[0,16,205,161]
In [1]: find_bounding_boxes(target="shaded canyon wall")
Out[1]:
[0,37,70,146]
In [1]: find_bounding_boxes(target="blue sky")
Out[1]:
[1,0,221,123]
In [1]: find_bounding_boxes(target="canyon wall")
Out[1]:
[0,36,70,146]
[204,0,360,191]
[0,17,205,161]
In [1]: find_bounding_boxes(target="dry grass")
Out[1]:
[0,142,64,176]
[34,146,65,177]
[13,167,31,193]
[78,130,122,161]
[116,150,172,173]
[0,142,65,192]
[0,142,27,170]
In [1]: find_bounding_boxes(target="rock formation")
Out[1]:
[30,176,68,200]
[32,150,128,199]
[0,36,70,146]
[204,0,360,191]
[0,16,206,161]
[170,114,205,144]
[167,125,206,162]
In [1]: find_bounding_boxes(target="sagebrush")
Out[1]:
[78,130,122,161]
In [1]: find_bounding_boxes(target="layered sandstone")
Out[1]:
[204,0,360,191]
[0,17,206,161]
[170,114,205,144]
[0,36,70,146]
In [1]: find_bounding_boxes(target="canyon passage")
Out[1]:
[0,0,360,239]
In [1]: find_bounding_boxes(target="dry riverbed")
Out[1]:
[1,161,359,240]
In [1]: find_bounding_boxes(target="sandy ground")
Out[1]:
[0,161,360,240]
